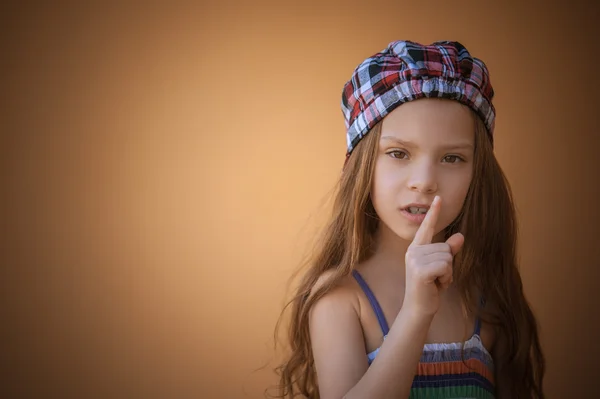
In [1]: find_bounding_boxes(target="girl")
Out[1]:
[272,40,545,398]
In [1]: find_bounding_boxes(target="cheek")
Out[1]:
[371,165,404,202]
[440,171,472,217]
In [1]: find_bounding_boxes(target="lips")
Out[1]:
[406,206,428,214]
[400,208,428,224]
[400,202,432,223]
[401,203,431,213]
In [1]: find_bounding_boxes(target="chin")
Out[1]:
[382,222,417,243]
[384,218,448,243]
[395,227,419,242]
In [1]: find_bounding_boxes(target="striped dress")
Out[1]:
[352,270,495,399]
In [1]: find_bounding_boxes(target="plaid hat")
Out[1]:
[341,40,495,157]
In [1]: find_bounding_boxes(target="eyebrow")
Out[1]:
[380,136,474,150]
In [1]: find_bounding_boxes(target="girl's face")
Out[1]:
[371,98,475,242]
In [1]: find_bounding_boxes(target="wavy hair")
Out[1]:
[270,113,545,398]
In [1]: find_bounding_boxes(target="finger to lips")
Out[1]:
[411,195,440,246]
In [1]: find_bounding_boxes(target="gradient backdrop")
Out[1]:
[3,1,599,398]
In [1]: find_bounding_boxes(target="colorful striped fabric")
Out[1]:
[352,270,495,399]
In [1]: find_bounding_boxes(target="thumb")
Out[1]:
[445,232,465,256]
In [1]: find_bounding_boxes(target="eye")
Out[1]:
[442,155,464,163]
[388,150,409,160]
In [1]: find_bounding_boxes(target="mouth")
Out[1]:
[401,204,431,215]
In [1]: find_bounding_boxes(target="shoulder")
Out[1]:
[309,270,358,311]
[307,269,370,396]
[308,269,361,317]
[307,269,364,339]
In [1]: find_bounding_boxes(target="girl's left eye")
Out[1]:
[442,155,463,163]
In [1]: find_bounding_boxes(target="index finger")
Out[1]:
[411,195,441,246]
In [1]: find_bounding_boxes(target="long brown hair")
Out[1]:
[270,112,545,398]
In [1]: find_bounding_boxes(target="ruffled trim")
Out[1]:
[367,333,494,372]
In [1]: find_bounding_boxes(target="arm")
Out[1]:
[309,287,433,399]
[310,197,458,399]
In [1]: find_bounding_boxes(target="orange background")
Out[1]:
[3,1,599,398]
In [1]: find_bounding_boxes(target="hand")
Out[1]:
[403,196,464,317]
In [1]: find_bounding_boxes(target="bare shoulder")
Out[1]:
[309,269,360,302]
[308,269,368,398]
[308,269,362,335]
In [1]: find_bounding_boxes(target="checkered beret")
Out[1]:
[341,40,495,157]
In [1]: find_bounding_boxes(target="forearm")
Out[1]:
[342,308,432,399]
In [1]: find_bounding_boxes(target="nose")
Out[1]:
[407,159,438,194]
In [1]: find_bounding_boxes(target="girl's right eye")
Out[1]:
[388,150,408,159]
